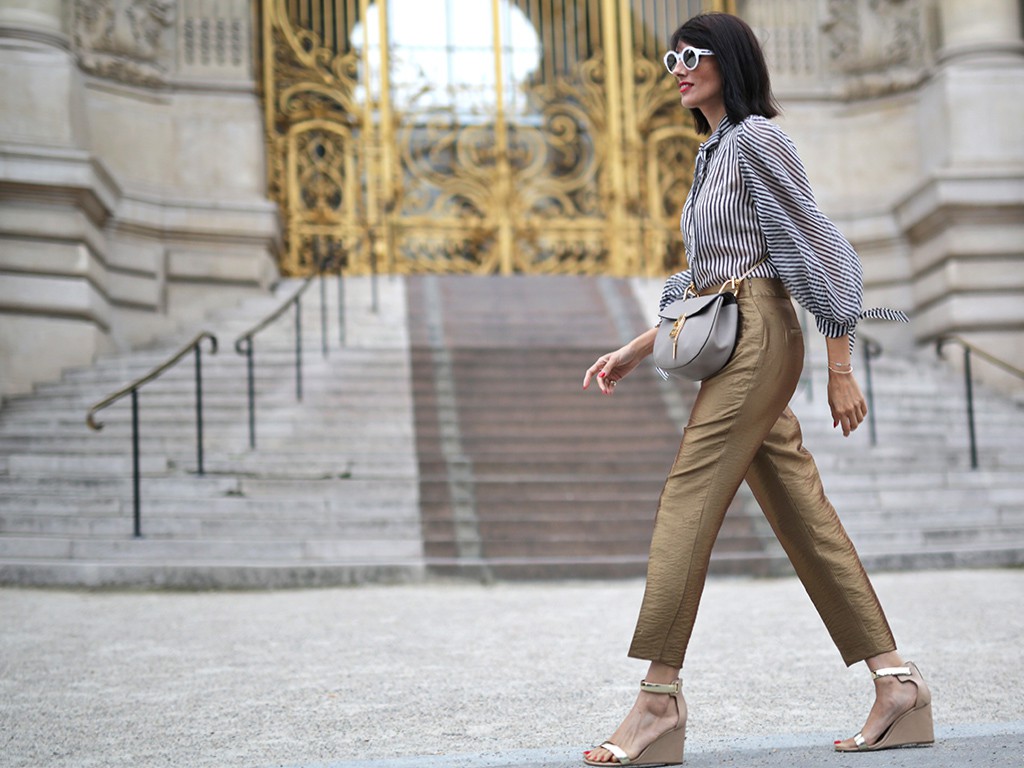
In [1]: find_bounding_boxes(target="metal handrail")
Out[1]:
[234,276,315,348]
[314,238,348,349]
[936,334,1024,469]
[234,276,315,449]
[860,334,883,446]
[86,331,218,537]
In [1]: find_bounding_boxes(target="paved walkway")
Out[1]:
[2,569,1023,767]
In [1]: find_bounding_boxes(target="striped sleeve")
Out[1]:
[658,268,693,314]
[735,117,863,338]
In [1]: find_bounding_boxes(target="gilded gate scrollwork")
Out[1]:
[260,0,731,276]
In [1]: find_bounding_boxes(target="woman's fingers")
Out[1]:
[586,342,641,395]
[833,399,866,436]
[828,374,867,437]
[584,356,614,392]
[582,358,607,389]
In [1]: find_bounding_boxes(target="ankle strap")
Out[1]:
[871,666,911,679]
[640,679,681,694]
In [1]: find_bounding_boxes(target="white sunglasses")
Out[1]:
[663,47,714,73]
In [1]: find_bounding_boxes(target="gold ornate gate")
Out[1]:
[260,0,733,276]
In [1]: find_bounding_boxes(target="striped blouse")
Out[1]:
[660,114,906,340]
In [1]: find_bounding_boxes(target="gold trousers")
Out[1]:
[629,279,895,668]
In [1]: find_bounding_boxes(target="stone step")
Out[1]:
[0,493,415,518]
[0,512,419,540]
[233,477,418,501]
[409,487,1024,518]
[0,475,243,497]
[0,535,424,562]
[4,457,417,482]
[0,512,423,540]
[6,454,171,476]
[0,448,416,473]
[1,387,413,413]
[0,413,414,436]
[0,559,426,589]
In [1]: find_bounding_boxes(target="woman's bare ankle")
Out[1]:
[643,661,681,685]
[865,651,904,673]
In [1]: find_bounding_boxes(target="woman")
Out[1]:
[581,12,931,767]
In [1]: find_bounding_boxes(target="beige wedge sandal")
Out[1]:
[583,678,687,766]
[834,662,935,752]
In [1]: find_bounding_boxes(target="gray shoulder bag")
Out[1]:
[652,257,768,381]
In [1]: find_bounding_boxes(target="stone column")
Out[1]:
[901,0,1024,393]
[0,0,64,39]
[0,0,119,398]
[0,0,280,401]
[937,0,1024,59]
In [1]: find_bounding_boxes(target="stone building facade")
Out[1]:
[743,0,1024,390]
[0,0,279,396]
[1,0,1021,397]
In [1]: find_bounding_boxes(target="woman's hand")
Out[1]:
[583,328,657,395]
[827,370,867,436]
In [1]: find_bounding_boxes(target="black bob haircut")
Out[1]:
[670,13,780,135]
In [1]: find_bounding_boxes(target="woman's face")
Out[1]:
[671,40,723,116]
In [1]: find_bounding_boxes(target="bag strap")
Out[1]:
[717,255,769,295]
[683,256,770,299]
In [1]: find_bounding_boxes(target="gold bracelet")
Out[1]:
[828,365,853,375]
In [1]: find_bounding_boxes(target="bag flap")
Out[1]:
[658,293,734,322]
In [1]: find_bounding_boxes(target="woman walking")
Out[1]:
[581,12,931,766]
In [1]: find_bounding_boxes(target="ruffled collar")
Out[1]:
[699,115,735,155]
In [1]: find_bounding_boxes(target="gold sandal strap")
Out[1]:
[639,678,681,695]
[871,666,911,679]
[599,742,631,763]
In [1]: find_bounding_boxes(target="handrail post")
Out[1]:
[369,230,379,313]
[964,346,978,469]
[244,338,256,449]
[131,388,142,538]
[295,294,303,401]
[862,340,878,447]
[798,307,813,402]
[320,268,328,359]
[338,267,346,347]
[936,335,1007,470]
[194,344,205,475]
[234,276,316,448]
[317,236,329,359]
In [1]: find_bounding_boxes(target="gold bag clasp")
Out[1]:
[669,316,686,359]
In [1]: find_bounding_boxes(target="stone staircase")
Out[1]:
[783,351,1024,573]
[0,276,425,587]
[0,275,1022,587]
[406,275,697,580]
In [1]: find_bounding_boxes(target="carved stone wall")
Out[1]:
[0,0,278,399]
[177,0,250,80]
[821,0,934,97]
[741,0,936,97]
[739,0,824,88]
[741,0,1023,391]
[73,0,176,86]
[70,0,252,85]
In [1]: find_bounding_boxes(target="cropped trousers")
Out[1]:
[629,279,895,668]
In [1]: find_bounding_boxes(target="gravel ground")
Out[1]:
[2,569,1022,768]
